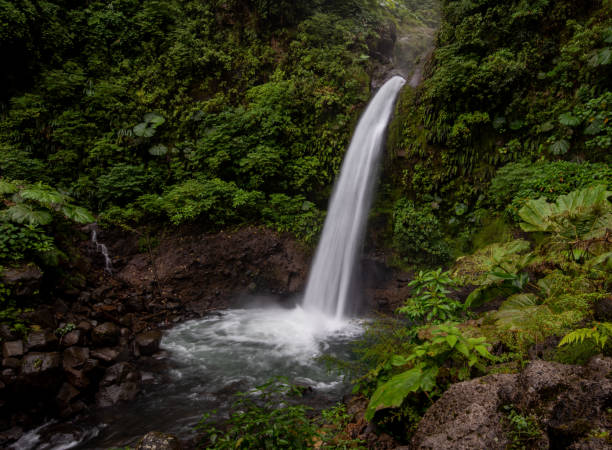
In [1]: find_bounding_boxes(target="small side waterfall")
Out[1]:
[91,227,112,273]
[303,76,405,319]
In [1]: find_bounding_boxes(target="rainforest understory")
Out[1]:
[1,0,611,448]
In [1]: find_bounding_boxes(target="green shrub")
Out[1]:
[392,199,450,266]
[486,160,612,221]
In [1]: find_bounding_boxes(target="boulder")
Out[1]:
[96,362,141,407]
[135,330,163,356]
[136,432,182,450]
[26,330,58,351]
[21,352,61,375]
[63,347,90,369]
[2,340,24,358]
[411,374,515,449]
[56,382,80,406]
[3,358,20,369]
[60,330,82,347]
[91,347,120,363]
[411,358,612,449]
[92,322,120,346]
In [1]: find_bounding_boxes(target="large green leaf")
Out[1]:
[558,113,580,127]
[0,179,18,195]
[365,365,438,421]
[61,205,95,224]
[518,185,611,234]
[0,204,52,225]
[19,183,66,206]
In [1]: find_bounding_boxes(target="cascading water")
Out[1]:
[15,77,406,450]
[303,76,405,319]
[91,227,112,273]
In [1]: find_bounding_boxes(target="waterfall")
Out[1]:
[302,76,405,319]
[91,227,112,273]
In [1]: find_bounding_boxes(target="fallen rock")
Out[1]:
[26,330,58,351]
[21,352,62,375]
[56,382,80,406]
[136,431,183,450]
[135,330,162,356]
[91,347,120,363]
[96,362,141,407]
[60,330,82,347]
[91,322,120,346]
[63,347,90,369]
[3,357,21,369]
[2,340,24,358]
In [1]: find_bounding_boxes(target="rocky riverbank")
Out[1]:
[0,224,412,448]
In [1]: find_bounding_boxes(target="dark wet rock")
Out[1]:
[594,295,612,321]
[22,306,57,330]
[96,362,141,407]
[2,340,24,358]
[63,347,89,369]
[0,426,24,445]
[91,347,119,363]
[56,382,80,406]
[2,358,21,369]
[0,264,43,298]
[136,431,182,450]
[0,324,18,341]
[91,346,130,364]
[91,322,120,346]
[135,330,162,356]
[26,330,58,351]
[60,330,82,347]
[77,320,92,333]
[21,352,62,375]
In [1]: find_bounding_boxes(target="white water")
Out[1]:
[303,76,405,319]
[91,228,112,273]
[11,77,404,450]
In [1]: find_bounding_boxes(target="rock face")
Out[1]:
[136,431,182,450]
[0,264,43,298]
[116,226,310,309]
[411,358,612,449]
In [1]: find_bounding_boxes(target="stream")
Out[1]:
[13,304,363,449]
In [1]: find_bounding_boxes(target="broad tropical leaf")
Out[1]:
[0,204,53,225]
[365,364,438,421]
[19,182,66,206]
[61,205,95,224]
[0,179,18,195]
[149,144,168,156]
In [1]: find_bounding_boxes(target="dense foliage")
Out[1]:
[385,0,611,265]
[0,0,408,242]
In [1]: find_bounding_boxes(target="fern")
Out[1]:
[559,322,612,350]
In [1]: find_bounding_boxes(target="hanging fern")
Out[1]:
[558,322,612,350]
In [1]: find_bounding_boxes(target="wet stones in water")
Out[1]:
[96,362,141,407]
[92,322,120,346]
[136,431,182,450]
[135,330,162,356]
